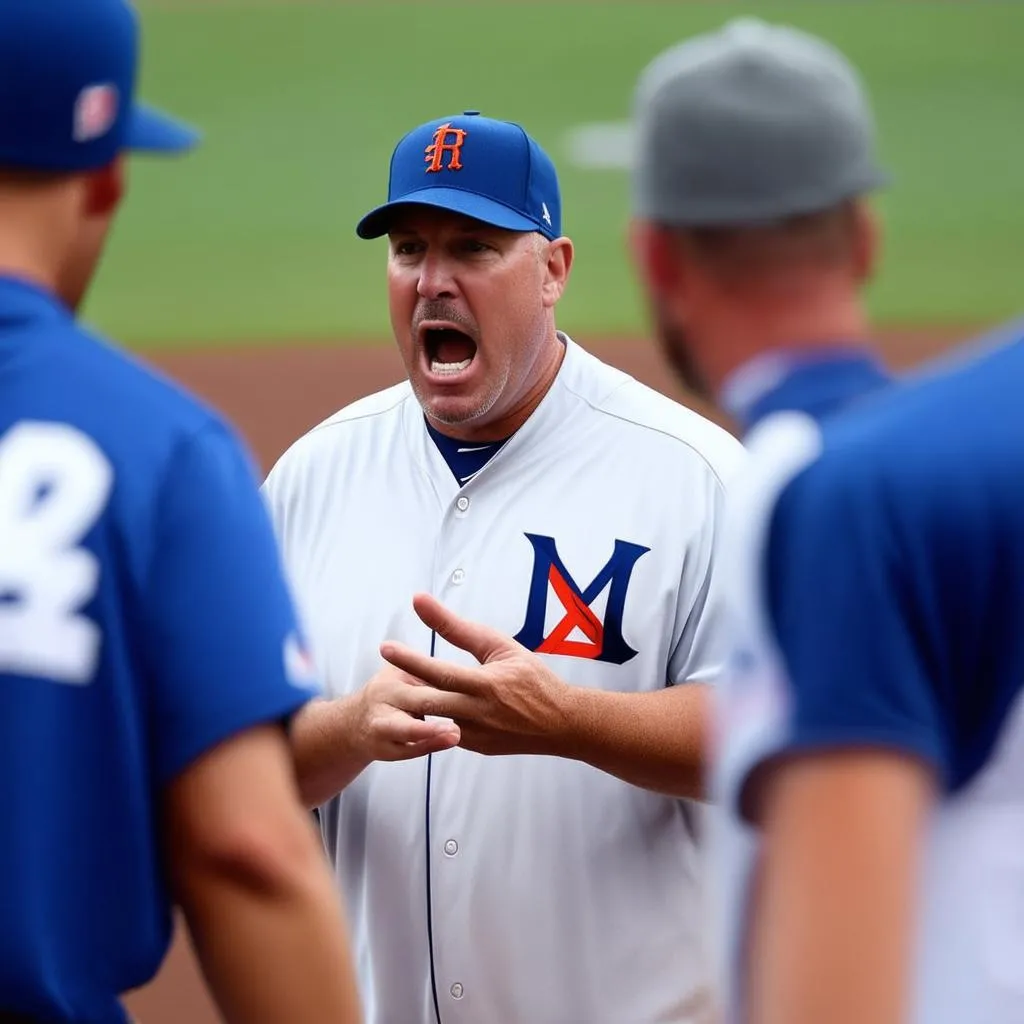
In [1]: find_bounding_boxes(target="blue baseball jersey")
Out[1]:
[714,328,1024,1023]
[720,345,892,434]
[0,277,320,1022]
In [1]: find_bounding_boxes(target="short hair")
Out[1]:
[0,165,77,190]
[670,199,862,282]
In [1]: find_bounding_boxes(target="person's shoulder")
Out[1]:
[43,320,236,451]
[811,327,1024,512]
[310,378,413,432]
[745,330,1024,579]
[562,336,748,488]
[721,410,827,607]
[264,379,413,487]
[739,406,892,585]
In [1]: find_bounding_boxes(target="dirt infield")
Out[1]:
[145,326,969,475]
[122,325,971,1024]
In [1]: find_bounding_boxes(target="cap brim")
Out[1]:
[125,102,200,155]
[356,187,543,239]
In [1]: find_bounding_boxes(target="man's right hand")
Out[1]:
[291,666,461,808]
[351,665,462,760]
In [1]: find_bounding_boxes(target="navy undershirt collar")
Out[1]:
[425,418,514,487]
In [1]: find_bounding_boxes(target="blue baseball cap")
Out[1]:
[0,0,199,173]
[356,111,562,241]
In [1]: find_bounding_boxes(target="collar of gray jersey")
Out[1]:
[630,17,890,226]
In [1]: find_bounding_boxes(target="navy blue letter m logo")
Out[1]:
[513,534,650,664]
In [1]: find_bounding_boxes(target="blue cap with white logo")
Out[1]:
[0,0,198,173]
[357,112,561,240]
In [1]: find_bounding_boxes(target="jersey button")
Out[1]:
[444,839,459,856]
[451,568,466,585]
[450,982,464,999]
[456,496,470,513]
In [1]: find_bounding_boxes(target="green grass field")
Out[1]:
[83,1,1024,348]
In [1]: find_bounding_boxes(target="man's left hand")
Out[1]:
[379,593,575,756]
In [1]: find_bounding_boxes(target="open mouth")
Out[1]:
[421,325,478,377]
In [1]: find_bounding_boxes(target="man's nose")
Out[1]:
[417,254,458,300]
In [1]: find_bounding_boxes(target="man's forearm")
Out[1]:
[550,683,710,799]
[289,698,369,808]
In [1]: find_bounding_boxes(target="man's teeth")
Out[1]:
[431,358,472,375]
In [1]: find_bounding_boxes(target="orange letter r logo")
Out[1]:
[424,123,468,173]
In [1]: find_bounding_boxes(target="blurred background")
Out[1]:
[114,1,1021,1020]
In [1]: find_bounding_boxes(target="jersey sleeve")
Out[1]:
[731,449,952,820]
[259,450,289,540]
[142,421,321,787]
[667,448,746,687]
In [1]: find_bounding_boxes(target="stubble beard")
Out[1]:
[413,361,511,431]
[654,305,714,406]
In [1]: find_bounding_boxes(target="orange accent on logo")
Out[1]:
[535,565,604,660]
[424,123,468,172]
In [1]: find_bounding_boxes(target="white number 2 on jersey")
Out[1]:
[0,422,113,685]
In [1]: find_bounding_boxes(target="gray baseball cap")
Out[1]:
[631,17,889,226]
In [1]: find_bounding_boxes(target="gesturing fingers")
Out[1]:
[384,673,475,722]
[375,704,460,746]
[410,593,515,664]
[369,706,461,761]
[393,735,461,759]
[379,639,484,696]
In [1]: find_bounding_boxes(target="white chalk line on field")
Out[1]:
[563,121,634,170]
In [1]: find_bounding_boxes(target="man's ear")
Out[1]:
[83,156,125,219]
[626,220,700,319]
[626,216,684,296]
[851,199,881,285]
[541,235,574,307]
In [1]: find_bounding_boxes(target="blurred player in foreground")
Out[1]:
[0,2,362,1022]
[713,318,1024,1024]
[628,17,893,437]
[630,14,1024,1024]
